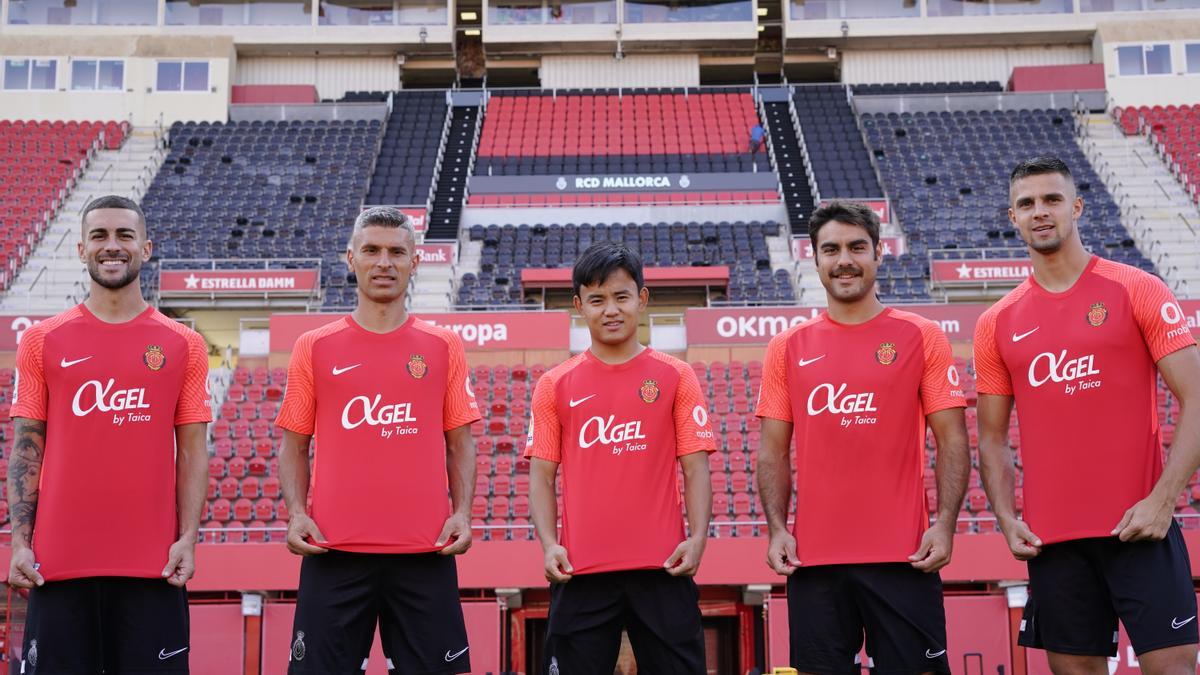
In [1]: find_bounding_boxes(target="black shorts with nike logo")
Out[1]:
[1019,520,1199,657]
[785,563,951,675]
[288,550,470,675]
[19,576,190,675]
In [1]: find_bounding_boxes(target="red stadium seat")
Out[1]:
[211,499,232,522]
[263,477,281,499]
[233,498,253,521]
[245,520,268,543]
[218,477,239,500]
[254,498,274,521]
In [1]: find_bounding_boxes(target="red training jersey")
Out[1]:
[755,308,965,566]
[524,348,716,574]
[973,256,1196,544]
[11,304,212,581]
[275,316,480,553]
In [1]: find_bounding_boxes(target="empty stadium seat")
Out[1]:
[140,119,382,308]
[862,107,1154,301]
[459,221,792,306]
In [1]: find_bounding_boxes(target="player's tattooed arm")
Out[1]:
[758,417,800,574]
[8,417,45,549]
[8,417,46,588]
[1114,345,1200,542]
[977,394,1041,560]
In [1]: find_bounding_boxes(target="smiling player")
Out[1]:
[275,206,480,674]
[974,157,1200,673]
[756,201,969,674]
[526,241,715,674]
[9,195,211,674]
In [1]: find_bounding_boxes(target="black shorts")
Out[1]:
[785,563,950,675]
[19,576,190,675]
[1019,521,1199,657]
[544,569,705,675]
[288,550,470,675]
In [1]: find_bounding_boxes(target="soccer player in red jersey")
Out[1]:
[756,201,970,673]
[275,207,480,674]
[8,195,211,673]
[526,241,715,674]
[974,157,1200,673]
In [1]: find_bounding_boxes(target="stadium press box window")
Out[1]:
[927,0,1071,16]
[1117,44,1173,76]
[624,0,751,22]
[489,0,614,24]
[6,0,156,24]
[1082,0,1200,10]
[790,0,917,20]
[156,61,209,92]
[71,60,124,92]
[1188,44,1200,74]
[165,0,310,25]
[3,59,56,91]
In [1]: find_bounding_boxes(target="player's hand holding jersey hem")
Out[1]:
[1111,493,1176,543]
[435,511,473,555]
[286,512,329,556]
[997,514,1042,561]
[765,528,800,576]
[8,547,43,589]
[663,535,707,577]
[543,543,574,583]
[908,520,954,573]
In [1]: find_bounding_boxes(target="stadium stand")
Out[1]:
[201,357,1195,543]
[851,81,1004,96]
[862,108,1153,301]
[792,85,884,200]
[473,89,769,176]
[1120,104,1200,203]
[337,90,391,103]
[364,90,447,207]
[0,120,125,291]
[426,103,480,240]
[456,221,794,306]
[139,119,381,308]
[762,97,818,234]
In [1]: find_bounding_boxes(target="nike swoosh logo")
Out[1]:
[926,649,946,659]
[1012,327,1039,342]
[332,364,361,376]
[159,647,188,660]
[569,395,596,408]
[444,646,469,662]
[60,356,92,368]
[1172,615,1196,629]
[798,355,825,367]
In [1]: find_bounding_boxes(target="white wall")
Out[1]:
[841,46,1093,85]
[0,56,231,126]
[235,55,401,99]
[1102,39,1200,108]
[539,53,700,89]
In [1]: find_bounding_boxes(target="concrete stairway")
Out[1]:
[0,129,166,313]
